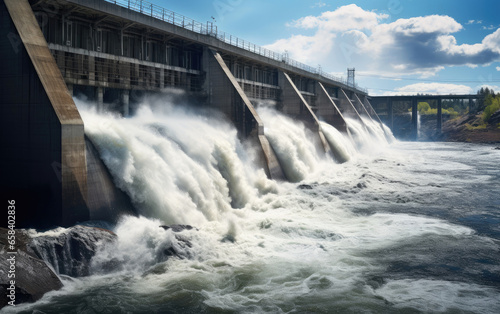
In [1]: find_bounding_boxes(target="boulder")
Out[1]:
[0,228,63,309]
[160,224,195,232]
[28,225,116,277]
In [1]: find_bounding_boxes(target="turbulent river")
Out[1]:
[6,96,500,314]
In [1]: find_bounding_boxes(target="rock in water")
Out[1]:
[159,225,195,260]
[29,225,116,277]
[0,228,63,309]
[160,224,195,232]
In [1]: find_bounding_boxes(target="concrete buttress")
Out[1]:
[278,71,331,157]
[0,0,88,227]
[203,47,285,180]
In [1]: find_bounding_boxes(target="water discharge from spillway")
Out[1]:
[18,97,499,314]
[79,98,392,220]
[77,97,277,227]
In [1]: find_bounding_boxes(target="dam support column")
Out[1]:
[360,95,392,141]
[338,88,366,125]
[315,82,348,133]
[96,86,104,112]
[0,0,89,227]
[278,71,331,155]
[352,93,372,119]
[121,89,130,117]
[203,47,285,180]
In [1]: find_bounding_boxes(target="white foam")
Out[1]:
[46,96,496,313]
[373,279,500,313]
[320,121,357,162]
[256,107,323,182]
[77,97,268,226]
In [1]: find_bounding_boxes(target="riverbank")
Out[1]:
[441,112,500,143]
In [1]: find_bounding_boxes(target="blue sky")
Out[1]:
[149,0,500,95]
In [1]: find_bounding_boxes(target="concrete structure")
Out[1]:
[371,95,483,140]
[1,0,381,228]
[0,0,135,228]
[1,0,88,227]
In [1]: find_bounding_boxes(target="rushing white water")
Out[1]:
[10,98,500,314]
[256,106,325,182]
[77,97,275,227]
[417,111,422,140]
[319,121,356,162]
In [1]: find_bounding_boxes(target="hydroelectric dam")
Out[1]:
[0,0,389,228]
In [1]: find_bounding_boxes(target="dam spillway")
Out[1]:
[0,0,385,228]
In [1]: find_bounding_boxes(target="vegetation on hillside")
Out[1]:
[478,87,500,123]
[417,101,459,117]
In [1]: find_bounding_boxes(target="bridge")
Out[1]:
[370,94,484,140]
[0,0,387,228]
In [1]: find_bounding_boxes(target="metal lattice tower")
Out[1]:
[347,68,355,87]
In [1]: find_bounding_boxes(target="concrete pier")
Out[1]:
[96,86,104,112]
[338,89,366,124]
[1,0,88,227]
[204,48,285,180]
[121,89,130,117]
[278,71,331,156]
[315,82,348,134]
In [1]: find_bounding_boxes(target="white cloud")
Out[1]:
[382,83,473,96]
[290,4,386,32]
[467,20,483,25]
[312,1,327,8]
[264,5,500,78]
[496,66,500,71]
[384,15,462,35]
[483,28,500,53]
[482,25,498,30]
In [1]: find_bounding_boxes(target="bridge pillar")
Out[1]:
[411,97,418,140]
[437,98,442,132]
[67,83,74,97]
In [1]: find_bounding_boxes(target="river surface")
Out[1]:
[4,98,500,314]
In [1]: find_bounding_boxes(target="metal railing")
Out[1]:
[105,0,367,93]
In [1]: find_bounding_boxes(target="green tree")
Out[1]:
[483,96,500,123]
[417,102,430,113]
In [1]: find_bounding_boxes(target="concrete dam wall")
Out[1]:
[0,0,384,228]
